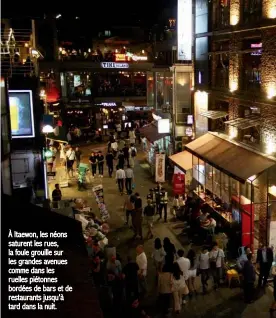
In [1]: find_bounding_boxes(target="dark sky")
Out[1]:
[2,0,174,26]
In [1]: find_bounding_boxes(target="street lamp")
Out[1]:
[42,124,54,199]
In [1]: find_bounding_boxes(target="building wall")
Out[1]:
[193,0,276,246]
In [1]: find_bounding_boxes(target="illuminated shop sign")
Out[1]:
[251,43,262,56]
[125,52,148,61]
[177,0,192,61]
[115,54,130,61]
[100,102,117,107]
[101,62,129,69]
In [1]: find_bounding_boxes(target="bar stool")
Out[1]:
[226,269,241,287]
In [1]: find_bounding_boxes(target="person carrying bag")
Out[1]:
[171,263,189,314]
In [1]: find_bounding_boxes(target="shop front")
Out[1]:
[170,132,276,254]
[140,121,171,176]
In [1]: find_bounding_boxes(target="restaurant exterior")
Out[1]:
[140,121,171,176]
[170,132,276,252]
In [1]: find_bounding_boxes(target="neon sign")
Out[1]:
[101,102,117,106]
[101,62,129,68]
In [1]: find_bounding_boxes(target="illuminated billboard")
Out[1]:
[8,90,35,138]
[177,0,192,61]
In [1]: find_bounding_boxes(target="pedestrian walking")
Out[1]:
[176,249,190,301]
[52,183,62,208]
[75,146,82,168]
[97,151,104,177]
[118,150,125,169]
[242,253,256,303]
[89,152,97,178]
[66,145,76,178]
[124,191,135,226]
[136,245,147,298]
[123,144,130,166]
[157,264,172,316]
[197,246,210,294]
[133,193,143,239]
[171,262,189,314]
[115,166,125,195]
[111,140,118,158]
[143,199,155,239]
[159,189,168,222]
[125,165,134,194]
[152,238,166,274]
[163,237,176,272]
[257,244,273,289]
[187,248,197,296]
[209,242,225,290]
[123,255,139,306]
[105,150,114,177]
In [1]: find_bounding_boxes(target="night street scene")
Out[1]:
[2,0,276,317]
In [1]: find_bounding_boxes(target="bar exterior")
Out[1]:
[170,132,276,252]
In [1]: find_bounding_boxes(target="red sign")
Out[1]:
[172,173,185,195]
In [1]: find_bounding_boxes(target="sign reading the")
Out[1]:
[101,62,129,69]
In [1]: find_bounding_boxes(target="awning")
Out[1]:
[200,110,228,120]
[224,115,261,130]
[185,133,276,182]
[140,121,170,143]
[169,151,193,172]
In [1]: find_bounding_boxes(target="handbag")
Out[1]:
[181,284,189,296]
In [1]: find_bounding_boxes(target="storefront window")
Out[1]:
[175,72,191,123]
[212,167,221,198]
[147,72,154,107]
[66,72,92,98]
[164,72,173,107]
[156,72,164,109]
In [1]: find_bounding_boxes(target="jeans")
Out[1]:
[211,267,221,289]
[76,159,80,168]
[91,164,97,176]
[125,178,132,193]
[244,282,254,303]
[98,163,103,175]
[107,165,113,177]
[138,275,147,297]
[258,263,271,287]
[159,293,171,315]
[117,179,124,193]
[159,204,168,221]
[200,269,209,291]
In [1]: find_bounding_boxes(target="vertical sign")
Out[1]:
[194,91,208,137]
[177,0,192,61]
[155,154,166,183]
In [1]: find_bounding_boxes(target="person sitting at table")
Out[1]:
[200,215,216,241]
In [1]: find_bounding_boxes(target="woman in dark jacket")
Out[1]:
[163,237,176,271]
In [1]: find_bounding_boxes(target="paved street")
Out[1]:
[51,143,273,318]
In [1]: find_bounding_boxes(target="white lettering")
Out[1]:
[101,62,129,69]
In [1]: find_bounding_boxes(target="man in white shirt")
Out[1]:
[209,242,225,290]
[136,245,147,296]
[176,249,190,281]
[125,165,134,194]
[66,146,76,177]
[115,166,125,195]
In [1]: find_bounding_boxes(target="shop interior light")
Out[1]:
[56,14,61,19]
[247,175,257,182]
[269,185,276,196]
[42,125,54,134]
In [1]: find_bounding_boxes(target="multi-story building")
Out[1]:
[1,19,46,202]
[39,22,153,130]
[185,0,276,249]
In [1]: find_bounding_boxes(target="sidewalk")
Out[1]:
[52,143,273,318]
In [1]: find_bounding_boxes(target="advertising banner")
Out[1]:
[155,153,166,183]
[172,171,185,196]
[177,0,192,61]
[92,184,110,221]
[8,90,35,138]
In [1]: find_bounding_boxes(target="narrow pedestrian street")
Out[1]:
[52,143,273,318]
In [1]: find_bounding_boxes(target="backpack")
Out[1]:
[131,147,136,157]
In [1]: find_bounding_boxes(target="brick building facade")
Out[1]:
[192,0,276,248]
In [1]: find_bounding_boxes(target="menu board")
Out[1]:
[92,184,110,222]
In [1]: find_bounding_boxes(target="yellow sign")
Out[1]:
[115,54,127,61]
[9,97,19,132]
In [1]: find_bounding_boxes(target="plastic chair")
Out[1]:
[226,269,241,287]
